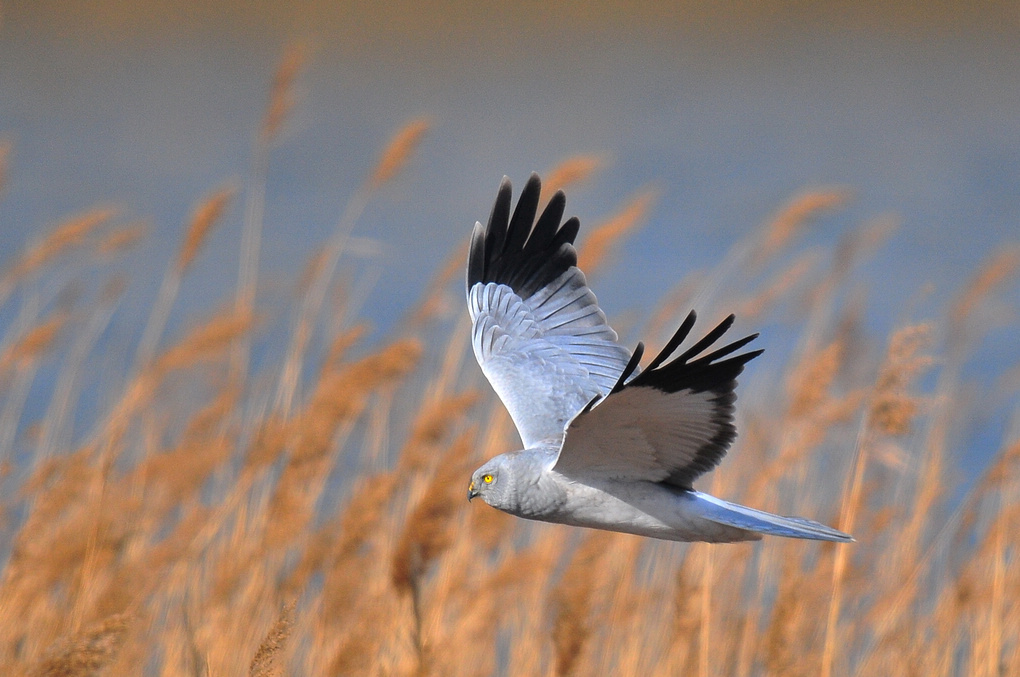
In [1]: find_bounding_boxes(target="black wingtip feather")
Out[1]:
[637,315,760,489]
[505,174,542,254]
[645,310,697,372]
[610,342,644,395]
[527,190,567,255]
[674,314,735,365]
[481,179,513,278]
[630,313,761,396]
[466,222,485,290]
[583,313,763,490]
[552,216,580,248]
[688,332,759,367]
[467,175,582,299]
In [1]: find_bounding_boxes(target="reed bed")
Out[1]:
[0,52,1017,677]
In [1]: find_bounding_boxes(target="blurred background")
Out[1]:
[1,2,1019,673]
[2,0,1018,471]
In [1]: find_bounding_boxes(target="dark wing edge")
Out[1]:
[466,174,637,447]
[627,310,762,488]
[467,172,579,300]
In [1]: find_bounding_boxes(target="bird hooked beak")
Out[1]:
[467,480,478,501]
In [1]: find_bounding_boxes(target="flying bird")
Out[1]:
[465,174,852,543]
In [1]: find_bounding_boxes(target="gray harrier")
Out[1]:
[466,174,851,543]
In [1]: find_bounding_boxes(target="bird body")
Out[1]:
[465,174,852,544]
[474,450,753,542]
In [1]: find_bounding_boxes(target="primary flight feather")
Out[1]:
[466,173,852,543]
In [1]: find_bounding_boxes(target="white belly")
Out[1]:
[538,476,756,543]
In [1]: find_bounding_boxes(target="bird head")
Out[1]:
[467,456,515,511]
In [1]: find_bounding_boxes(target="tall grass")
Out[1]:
[0,51,1017,676]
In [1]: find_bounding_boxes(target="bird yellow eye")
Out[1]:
[483,474,494,484]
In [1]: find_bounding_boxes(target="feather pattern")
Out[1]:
[555,311,762,488]
[467,174,632,448]
[465,174,852,544]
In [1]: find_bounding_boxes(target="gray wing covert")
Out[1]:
[554,312,762,487]
[467,174,633,449]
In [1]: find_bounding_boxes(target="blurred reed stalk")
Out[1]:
[0,50,1016,677]
[233,43,308,386]
[274,116,430,417]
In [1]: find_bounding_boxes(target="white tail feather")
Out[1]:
[683,491,854,543]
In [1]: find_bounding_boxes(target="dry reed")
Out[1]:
[235,43,308,385]
[751,188,850,270]
[393,436,475,577]
[248,602,295,677]
[542,154,606,196]
[950,245,1020,330]
[0,60,1016,677]
[576,189,655,274]
[261,43,308,145]
[28,613,130,677]
[369,118,431,189]
[0,208,115,307]
[177,185,235,273]
[0,308,68,374]
[549,531,616,676]
[96,223,148,260]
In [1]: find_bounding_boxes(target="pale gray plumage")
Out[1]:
[465,174,852,544]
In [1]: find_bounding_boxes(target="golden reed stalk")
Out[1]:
[1,61,1017,676]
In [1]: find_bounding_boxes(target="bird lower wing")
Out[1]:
[554,313,761,487]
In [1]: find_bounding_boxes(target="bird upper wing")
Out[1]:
[467,174,633,449]
[552,312,762,487]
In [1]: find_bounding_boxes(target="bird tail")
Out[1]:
[683,491,854,543]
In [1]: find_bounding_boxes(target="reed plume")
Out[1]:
[369,118,431,189]
[542,154,605,196]
[549,531,616,676]
[0,54,1015,677]
[0,209,114,307]
[248,602,295,677]
[392,432,475,595]
[261,43,307,145]
[28,613,130,677]
[576,189,655,274]
[752,188,850,269]
[177,185,235,273]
